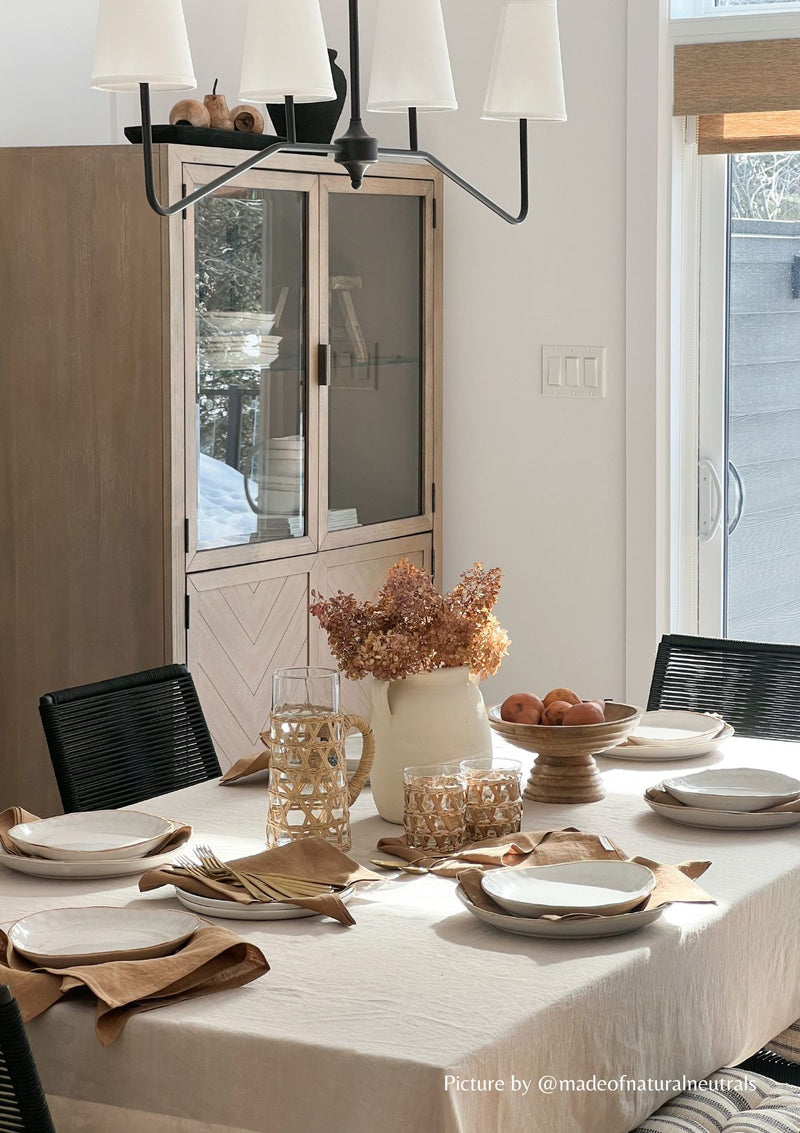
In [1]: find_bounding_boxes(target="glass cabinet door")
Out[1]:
[322,179,434,543]
[186,170,317,565]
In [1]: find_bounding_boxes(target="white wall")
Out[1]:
[3,0,636,706]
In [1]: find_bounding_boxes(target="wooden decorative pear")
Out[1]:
[203,79,234,131]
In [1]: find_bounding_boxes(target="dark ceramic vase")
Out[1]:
[267,49,347,144]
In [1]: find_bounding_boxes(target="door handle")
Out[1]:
[728,460,745,536]
[699,459,723,542]
[318,343,331,387]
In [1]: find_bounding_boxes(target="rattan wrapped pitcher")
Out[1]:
[265,668,374,852]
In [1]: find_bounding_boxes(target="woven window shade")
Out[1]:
[675,39,800,154]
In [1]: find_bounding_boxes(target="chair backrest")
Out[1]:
[648,634,800,741]
[0,986,56,1133]
[39,665,221,812]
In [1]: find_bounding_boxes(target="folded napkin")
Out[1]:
[220,746,270,785]
[459,857,713,920]
[0,807,192,859]
[376,829,628,877]
[140,838,381,927]
[0,924,268,1045]
[646,785,800,814]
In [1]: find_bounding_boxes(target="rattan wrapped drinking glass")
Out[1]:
[403,763,467,853]
[460,755,523,842]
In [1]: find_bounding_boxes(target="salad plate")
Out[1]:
[627,711,724,747]
[481,860,655,918]
[456,885,665,939]
[599,722,734,762]
[663,767,800,812]
[8,811,175,861]
[9,906,200,967]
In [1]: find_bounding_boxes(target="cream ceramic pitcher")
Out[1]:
[369,666,493,823]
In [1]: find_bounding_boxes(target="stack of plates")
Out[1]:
[646,767,800,830]
[458,860,664,939]
[174,884,354,921]
[199,333,282,371]
[328,508,359,531]
[9,906,200,967]
[202,310,277,336]
[602,709,734,761]
[0,811,183,879]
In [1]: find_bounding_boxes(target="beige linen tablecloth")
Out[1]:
[4,734,800,1133]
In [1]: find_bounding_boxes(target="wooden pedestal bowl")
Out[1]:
[487,702,643,804]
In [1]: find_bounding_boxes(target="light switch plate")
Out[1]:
[541,346,607,398]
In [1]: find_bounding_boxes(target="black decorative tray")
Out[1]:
[125,125,285,151]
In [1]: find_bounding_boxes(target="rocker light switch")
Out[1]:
[542,346,607,398]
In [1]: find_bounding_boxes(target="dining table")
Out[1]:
[5,732,800,1133]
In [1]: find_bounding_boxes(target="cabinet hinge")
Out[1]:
[431,482,436,514]
[184,517,190,553]
[432,198,438,229]
[431,548,436,579]
[185,595,191,630]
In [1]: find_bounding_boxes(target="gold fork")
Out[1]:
[194,845,289,902]
[196,844,337,901]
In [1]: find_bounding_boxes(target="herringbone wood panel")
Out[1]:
[188,571,309,769]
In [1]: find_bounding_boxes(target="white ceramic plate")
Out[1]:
[0,844,179,879]
[174,885,354,921]
[8,811,175,861]
[9,906,200,967]
[481,860,656,918]
[456,886,666,939]
[645,792,800,830]
[663,767,800,812]
[599,722,735,762]
[628,710,724,747]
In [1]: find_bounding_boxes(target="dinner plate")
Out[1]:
[456,886,666,939]
[9,906,200,967]
[0,844,179,879]
[8,811,175,861]
[174,885,354,921]
[481,860,656,918]
[663,767,800,812]
[628,710,724,747]
[599,722,735,762]
[645,792,800,830]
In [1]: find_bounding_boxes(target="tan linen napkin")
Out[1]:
[219,746,270,785]
[376,829,627,877]
[0,806,192,858]
[646,785,800,814]
[0,924,269,1045]
[140,837,381,927]
[459,857,714,921]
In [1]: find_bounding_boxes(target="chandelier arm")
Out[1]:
[379,119,529,225]
[139,83,335,217]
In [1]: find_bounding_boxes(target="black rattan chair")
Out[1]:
[0,986,56,1133]
[649,633,800,1085]
[39,664,221,812]
[648,634,800,741]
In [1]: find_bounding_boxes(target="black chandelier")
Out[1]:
[92,0,566,226]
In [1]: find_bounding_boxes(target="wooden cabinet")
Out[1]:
[0,145,442,813]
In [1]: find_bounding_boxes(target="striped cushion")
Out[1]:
[766,1021,800,1064]
[635,1070,800,1132]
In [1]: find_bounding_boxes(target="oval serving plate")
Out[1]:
[8,811,175,861]
[174,885,354,921]
[9,906,200,967]
[628,710,724,747]
[456,885,665,939]
[599,722,734,762]
[481,860,655,919]
[663,767,800,812]
[645,792,800,831]
[0,844,180,880]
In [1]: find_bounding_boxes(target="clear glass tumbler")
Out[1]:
[402,762,467,854]
[460,755,523,842]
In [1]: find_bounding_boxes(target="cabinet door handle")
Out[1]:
[318,343,331,387]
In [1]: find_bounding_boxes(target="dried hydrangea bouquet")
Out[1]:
[310,560,509,823]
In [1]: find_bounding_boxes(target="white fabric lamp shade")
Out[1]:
[367,0,457,113]
[91,0,196,92]
[483,0,567,122]
[240,0,335,103]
